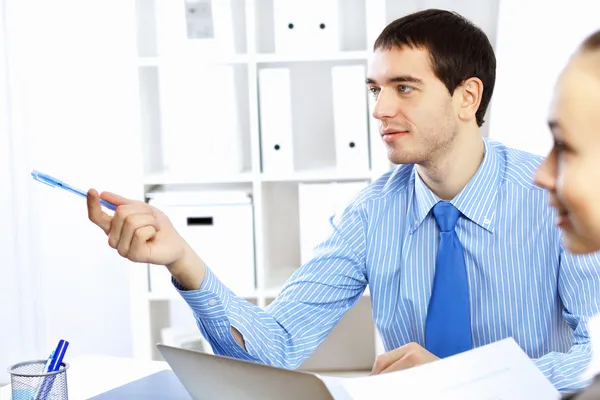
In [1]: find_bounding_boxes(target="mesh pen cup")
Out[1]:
[8,360,69,400]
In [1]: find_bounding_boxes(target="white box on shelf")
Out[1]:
[147,190,256,296]
[155,0,235,56]
[258,68,294,174]
[159,62,244,175]
[298,181,368,265]
[273,0,340,54]
[331,64,370,173]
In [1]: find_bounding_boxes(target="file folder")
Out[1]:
[159,63,243,175]
[89,370,191,399]
[331,65,370,172]
[273,0,340,54]
[258,68,294,174]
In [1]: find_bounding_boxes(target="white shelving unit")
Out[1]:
[130,0,499,372]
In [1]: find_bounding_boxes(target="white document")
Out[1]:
[258,68,295,173]
[316,338,560,399]
[331,65,370,173]
[273,0,339,54]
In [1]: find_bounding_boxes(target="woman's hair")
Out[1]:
[581,30,600,52]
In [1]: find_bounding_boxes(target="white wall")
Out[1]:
[488,0,600,156]
[0,0,30,384]
[2,0,143,371]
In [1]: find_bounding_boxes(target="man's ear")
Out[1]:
[456,77,483,123]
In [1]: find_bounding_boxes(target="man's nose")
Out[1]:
[372,89,399,121]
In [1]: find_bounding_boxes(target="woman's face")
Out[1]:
[535,51,600,254]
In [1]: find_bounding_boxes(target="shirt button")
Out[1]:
[208,299,217,306]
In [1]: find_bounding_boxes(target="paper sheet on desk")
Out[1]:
[317,338,560,400]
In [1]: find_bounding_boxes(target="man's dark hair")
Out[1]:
[373,9,496,127]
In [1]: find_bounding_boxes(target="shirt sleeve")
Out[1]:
[173,201,369,369]
[533,249,600,394]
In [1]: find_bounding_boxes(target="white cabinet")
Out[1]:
[148,191,256,296]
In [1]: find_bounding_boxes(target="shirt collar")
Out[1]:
[409,138,503,234]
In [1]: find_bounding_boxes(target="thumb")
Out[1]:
[99,191,133,207]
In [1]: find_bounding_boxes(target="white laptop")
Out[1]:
[157,343,337,400]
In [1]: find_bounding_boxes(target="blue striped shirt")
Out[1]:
[175,138,600,393]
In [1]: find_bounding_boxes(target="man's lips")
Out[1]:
[381,130,409,142]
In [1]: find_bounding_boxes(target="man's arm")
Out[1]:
[86,188,369,369]
[171,202,369,369]
[533,249,600,393]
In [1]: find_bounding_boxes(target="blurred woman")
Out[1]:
[535,29,600,400]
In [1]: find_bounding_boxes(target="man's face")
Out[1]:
[366,47,460,165]
[535,52,600,254]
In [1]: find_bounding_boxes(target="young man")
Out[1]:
[88,9,600,394]
[535,30,600,399]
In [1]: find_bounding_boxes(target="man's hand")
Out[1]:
[86,189,207,289]
[371,342,439,375]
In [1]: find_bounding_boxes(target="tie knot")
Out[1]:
[432,202,460,232]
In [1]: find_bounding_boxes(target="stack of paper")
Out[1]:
[319,338,560,399]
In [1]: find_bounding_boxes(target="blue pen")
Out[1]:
[30,347,56,398]
[34,340,69,400]
[31,170,117,211]
[42,349,55,373]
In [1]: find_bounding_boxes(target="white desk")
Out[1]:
[0,355,369,400]
[1,355,169,400]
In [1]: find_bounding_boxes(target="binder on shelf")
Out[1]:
[258,68,294,174]
[298,182,368,265]
[159,62,244,175]
[331,65,370,173]
[273,0,340,54]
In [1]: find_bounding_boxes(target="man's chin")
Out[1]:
[386,148,420,165]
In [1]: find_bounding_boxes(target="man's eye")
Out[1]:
[368,87,380,98]
[398,85,413,94]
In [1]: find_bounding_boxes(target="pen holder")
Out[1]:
[8,360,69,400]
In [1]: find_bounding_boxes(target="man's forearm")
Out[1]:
[166,243,246,349]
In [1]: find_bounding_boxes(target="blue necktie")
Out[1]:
[425,201,472,358]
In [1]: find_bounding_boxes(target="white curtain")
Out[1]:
[1,0,144,377]
[0,0,30,384]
